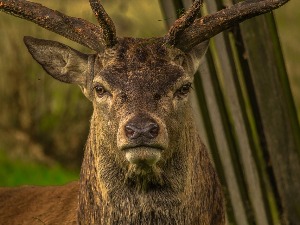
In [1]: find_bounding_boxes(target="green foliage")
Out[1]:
[0,151,78,187]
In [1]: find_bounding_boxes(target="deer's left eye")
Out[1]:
[94,85,107,97]
[174,83,192,97]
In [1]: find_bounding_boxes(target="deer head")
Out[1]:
[14,0,206,180]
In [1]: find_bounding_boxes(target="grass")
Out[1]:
[0,150,78,187]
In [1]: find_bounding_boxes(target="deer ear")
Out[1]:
[24,36,89,86]
[184,40,209,75]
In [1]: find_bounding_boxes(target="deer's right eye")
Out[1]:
[94,85,107,97]
[174,82,192,98]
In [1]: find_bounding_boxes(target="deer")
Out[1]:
[0,0,289,224]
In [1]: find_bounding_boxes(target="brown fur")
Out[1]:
[0,37,224,224]
[0,182,78,224]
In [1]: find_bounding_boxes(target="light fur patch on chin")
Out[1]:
[125,147,161,166]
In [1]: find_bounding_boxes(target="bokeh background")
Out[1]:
[0,0,298,186]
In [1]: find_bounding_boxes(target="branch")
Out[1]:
[0,0,105,52]
[89,0,117,47]
[170,0,290,52]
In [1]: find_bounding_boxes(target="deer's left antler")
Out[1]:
[166,0,290,52]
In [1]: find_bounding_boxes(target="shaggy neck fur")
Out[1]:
[77,111,224,225]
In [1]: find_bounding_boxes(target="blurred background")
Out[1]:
[0,0,298,186]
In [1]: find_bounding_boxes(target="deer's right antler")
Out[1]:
[0,0,117,52]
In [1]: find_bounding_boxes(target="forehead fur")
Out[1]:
[102,37,181,66]
[94,37,188,93]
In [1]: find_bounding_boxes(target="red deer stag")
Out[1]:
[0,0,289,224]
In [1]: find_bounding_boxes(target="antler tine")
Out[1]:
[0,0,110,52]
[165,0,203,46]
[89,0,117,48]
[168,0,290,52]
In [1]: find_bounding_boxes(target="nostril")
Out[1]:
[125,125,137,139]
[147,123,159,139]
[124,116,160,141]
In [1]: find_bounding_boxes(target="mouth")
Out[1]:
[122,145,163,166]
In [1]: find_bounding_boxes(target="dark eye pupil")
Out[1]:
[177,83,192,96]
[180,85,190,94]
[95,85,106,96]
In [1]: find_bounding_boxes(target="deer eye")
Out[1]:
[174,83,192,98]
[94,85,107,97]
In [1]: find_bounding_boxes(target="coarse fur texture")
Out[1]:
[77,38,225,224]
[0,182,78,225]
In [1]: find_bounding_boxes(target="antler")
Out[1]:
[166,0,203,46]
[0,0,117,52]
[166,0,290,52]
[0,0,290,52]
[89,0,117,48]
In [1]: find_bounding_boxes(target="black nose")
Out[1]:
[125,115,159,140]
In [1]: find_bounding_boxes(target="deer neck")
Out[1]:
[77,113,211,224]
